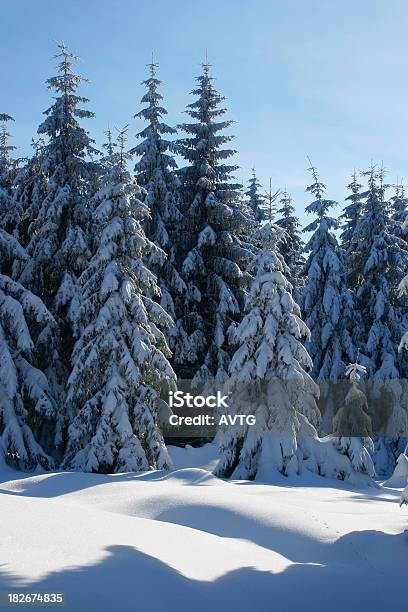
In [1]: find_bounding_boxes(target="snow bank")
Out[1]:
[0,462,406,612]
[168,442,219,472]
[384,453,408,488]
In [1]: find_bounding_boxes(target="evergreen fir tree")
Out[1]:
[215,223,321,479]
[275,190,304,300]
[63,129,176,473]
[0,114,19,237]
[398,212,408,351]
[328,362,375,484]
[259,178,280,224]
[13,137,47,250]
[130,59,184,338]
[0,228,56,470]
[352,166,406,378]
[391,181,408,243]
[244,168,266,223]
[339,171,366,353]
[302,162,356,381]
[19,43,96,335]
[174,62,253,382]
[339,171,364,257]
[350,167,408,474]
[16,43,98,449]
[391,181,408,373]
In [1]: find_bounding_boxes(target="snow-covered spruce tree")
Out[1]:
[338,172,366,352]
[339,171,364,256]
[215,223,321,479]
[130,60,184,341]
[351,167,408,473]
[12,138,47,251]
[391,182,408,243]
[244,168,266,223]
[275,190,304,301]
[351,167,406,378]
[399,268,408,351]
[0,114,20,238]
[353,167,408,380]
[0,228,56,470]
[63,129,176,473]
[326,363,375,484]
[302,164,357,435]
[19,44,96,356]
[86,128,118,201]
[174,62,253,381]
[393,186,408,378]
[302,163,356,381]
[399,213,408,351]
[398,248,408,480]
[391,182,408,373]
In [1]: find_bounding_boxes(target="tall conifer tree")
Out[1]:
[174,62,252,382]
[275,190,304,301]
[302,163,356,382]
[330,363,375,484]
[19,43,95,330]
[244,168,266,223]
[17,43,97,446]
[0,228,56,469]
[349,167,408,473]
[13,138,47,250]
[216,223,321,479]
[130,60,184,343]
[64,129,176,473]
[391,182,408,243]
[399,212,408,351]
[340,171,364,257]
[0,114,19,237]
[351,167,406,377]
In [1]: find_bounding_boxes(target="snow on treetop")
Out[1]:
[345,362,367,382]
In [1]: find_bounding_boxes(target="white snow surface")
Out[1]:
[384,453,408,488]
[0,444,406,612]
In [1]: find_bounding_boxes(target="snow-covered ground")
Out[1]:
[0,444,406,612]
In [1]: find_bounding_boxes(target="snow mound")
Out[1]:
[0,459,407,611]
[168,442,219,472]
[159,467,221,485]
[384,453,408,488]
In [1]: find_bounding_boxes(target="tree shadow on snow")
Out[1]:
[156,504,408,569]
[0,538,405,612]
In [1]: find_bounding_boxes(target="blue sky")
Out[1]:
[2,0,408,226]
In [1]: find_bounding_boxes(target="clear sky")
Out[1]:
[2,0,408,226]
